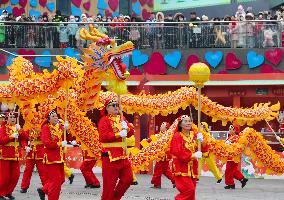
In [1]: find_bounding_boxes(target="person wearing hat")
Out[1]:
[197,122,222,184]
[0,111,28,200]
[170,115,206,200]
[20,128,47,194]
[37,110,71,200]
[224,124,248,189]
[150,122,175,189]
[98,97,134,200]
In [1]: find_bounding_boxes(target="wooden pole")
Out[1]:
[118,95,128,155]
[265,120,284,148]
[64,87,69,141]
[197,86,201,151]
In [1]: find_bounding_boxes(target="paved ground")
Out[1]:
[13,173,284,200]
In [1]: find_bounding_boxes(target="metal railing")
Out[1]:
[0,21,282,49]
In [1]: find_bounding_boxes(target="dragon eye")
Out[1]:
[106,45,113,50]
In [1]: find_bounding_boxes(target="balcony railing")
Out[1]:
[0,21,282,49]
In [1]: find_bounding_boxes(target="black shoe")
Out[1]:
[150,185,161,189]
[131,181,138,185]
[5,194,15,200]
[69,174,75,184]
[216,179,222,184]
[240,178,248,188]
[20,188,28,193]
[0,197,5,200]
[224,185,235,189]
[37,188,45,200]
[173,184,176,188]
[84,184,91,188]
[89,184,101,188]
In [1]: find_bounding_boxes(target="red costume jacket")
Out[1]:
[82,149,96,161]
[98,115,134,162]
[0,124,28,161]
[41,123,72,164]
[226,134,241,162]
[170,131,208,178]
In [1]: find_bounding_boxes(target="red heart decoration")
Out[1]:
[83,1,91,11]
[18,49,36,61]
[186,55,200,72]
[39,0,47,7]
[72,0,82,8]
[1,0,9,4]
[139,0,147,6]
[218,70,228,74]
[264,48,283,65]
[0,54,7,66]
[105,9,112,17]
[143,52,166,75]
[147,0,153,7]
[108,0,118,11]
[130,68,142,75]
[225,52,242,70]
[259,64,274,73]
[13,7,25,17]
[142,9,151,20]
[19,0,27,8]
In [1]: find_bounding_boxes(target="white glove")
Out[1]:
[15,124,21,131]
[225,140,231,145]
[197,133,203,142]
[26,147,32,153]
[64,121,69,130]
[71,140,77,146]
[195,151,202,159]
[119,129,127,138]
[121,121,128,130]
[12,132,19,139]
[276,136,281,141]
[61,140,68,147]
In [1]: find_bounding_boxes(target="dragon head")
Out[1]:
[80,25,134,80]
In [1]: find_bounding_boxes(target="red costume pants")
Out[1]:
[174,176,196,200]
[101,156,133,200]
[42,163,65,200]
[151,160,175,186]
[80,160,100,186]
[225,161,244,186]
[0,160,20,197]
[21,159,47,189]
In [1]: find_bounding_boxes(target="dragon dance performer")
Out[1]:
[224,124,248,189]
[198,122,222,184]
[98,98,134,200]
[37,110,72,200]
[20,129,47,193]
[150,122,175,189]
[170,115,206,200]
[0,111,28,200]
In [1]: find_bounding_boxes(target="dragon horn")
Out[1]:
[79,28,103,42]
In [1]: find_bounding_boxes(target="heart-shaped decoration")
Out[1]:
[130,68,142,75]
[71,0,82,8]
[108,0,118,11]
[218,70,228,74]
[147,0,153,7]
[186,55,200,72]
[142,9,151,20]
[11,0,19,5]
[225,52,242,70]
[139,0,147,6]
[97,0,108,10]
[259,64,274,73]
[132,49,149,67]
[83,1,91,11]
[71,5,82,17]
[29,0,37,7]
[132,1,141,16]
[35,50,51,68]
[6,52,18,66]
[18,49,36,61]
[0,54,7,66]
[164,51,182,68]
[46,2,55,12]
[64,47,80,60]
[247,51,264,69]
[29,9,41,19]
[264,48,283,65]
[12,7,25,17]
[19,0,27,7]
[1,0,10,4]
[143,52,166,74]
[205,51,223,68]
[105,9,112,17]
[39,0,47,7]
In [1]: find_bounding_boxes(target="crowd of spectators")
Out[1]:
[0,5,283,49]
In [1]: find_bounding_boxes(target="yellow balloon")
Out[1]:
[188,62,211,87]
